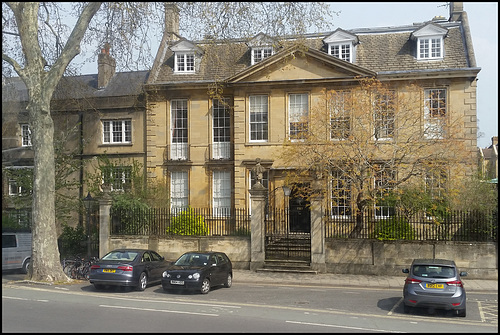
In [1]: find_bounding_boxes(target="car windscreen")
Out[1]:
[101,251,139,261]
[174,253,209,266]
[412,265,456,278]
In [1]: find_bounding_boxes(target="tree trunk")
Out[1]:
[28,97,69,282]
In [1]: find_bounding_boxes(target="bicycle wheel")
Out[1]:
[63,263,74,277]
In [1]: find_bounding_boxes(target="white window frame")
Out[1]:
[374,91,396,141]
[212,98,231,159]
[249,95,269,142]
[424,88,447,139]
[213,170,231,216]
[174,52,195,73]
[21,124,31,147]
[8,179,23,196]
[417,36,443,60]
[330,170,352,218]
[328,43,353,62]
[170,171,188,212]
[171,99,188,160]
[102,166,132,192]
[288,93,309,141]
[251,47,273,65]
[330,91,351,140]
[102,120,132,144]
[374,165,396,219]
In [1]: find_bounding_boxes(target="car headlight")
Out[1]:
[188,272,200,280]
[162,271,170,278]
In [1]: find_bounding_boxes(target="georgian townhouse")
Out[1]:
[144,2,480,232]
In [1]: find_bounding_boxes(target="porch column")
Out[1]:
[249,182,267,271]
[98,186,112,258]
[310,193,326,273]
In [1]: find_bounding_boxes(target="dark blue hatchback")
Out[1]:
[89,249,169,291]
[161,251,232,294]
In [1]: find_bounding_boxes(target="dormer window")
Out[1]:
[410,23,447,60]
[247,32,278,66]
[251,47,273,65]
[323,28,358,63]
[175,53,195,72]
[329,43,353,62]
[170,39,203,73]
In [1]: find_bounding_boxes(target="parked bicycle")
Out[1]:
[61,255,98,280]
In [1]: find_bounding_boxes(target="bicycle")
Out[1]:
[61,255,98,280]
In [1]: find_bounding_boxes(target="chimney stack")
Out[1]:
[164,3,180,37]
[449,2,464,22]
[98,42,116,89]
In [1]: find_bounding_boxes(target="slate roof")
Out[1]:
[149,19,478,85]
[2,70,149,103]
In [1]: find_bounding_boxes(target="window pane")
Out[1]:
[213,170,231,215]
[171,171,188,210]
[289,93,308,139]
[249,95,268,141]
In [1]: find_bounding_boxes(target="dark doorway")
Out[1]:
[288,185,310,233]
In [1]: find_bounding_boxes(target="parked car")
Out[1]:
[402,259,467,317]
[162,251,232,294]
[89,249,169,291]
[2,232,32,274]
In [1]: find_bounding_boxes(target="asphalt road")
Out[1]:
[2,271,498,333]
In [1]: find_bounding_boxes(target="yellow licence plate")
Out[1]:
[103,269,116,273]
[426,283,444,289]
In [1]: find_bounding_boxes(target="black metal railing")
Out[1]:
[111,207,250,237]
[324,209,497,242]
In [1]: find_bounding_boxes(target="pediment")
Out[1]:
[411,23,448,39]
[227,46,375,83]
[170,39,203,54]
[323,28,359,44]
[246,32,280,48]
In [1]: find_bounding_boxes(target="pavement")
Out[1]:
[2,269,497,293]
[232,269,498,293]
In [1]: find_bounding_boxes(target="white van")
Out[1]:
[2,232,32,273]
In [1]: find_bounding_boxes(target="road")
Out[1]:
[2,271,498,333]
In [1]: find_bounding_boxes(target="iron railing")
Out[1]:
[111,207,250,237]
[324,209,498,242]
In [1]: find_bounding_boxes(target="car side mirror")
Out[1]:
[460,271,467,277]
[402,269,409,273]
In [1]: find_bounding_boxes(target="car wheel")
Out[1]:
[457,308,466,317]
[224,273,232,288]
[137,272,147,291]
[22,258,30,274]
[200,278,210,294]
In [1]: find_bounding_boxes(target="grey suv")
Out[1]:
[402,259,467,317]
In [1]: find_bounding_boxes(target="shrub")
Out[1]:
[166,208,209,236]
[58,223,87,258]
[371,217,415,240]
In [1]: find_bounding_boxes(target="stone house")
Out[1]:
[144,2,480,234]
[2,2,480,233]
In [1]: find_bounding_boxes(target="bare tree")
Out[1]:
[279,78,471,237]
[2,2,335,282]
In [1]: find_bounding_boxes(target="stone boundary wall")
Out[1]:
[109,236,497,279]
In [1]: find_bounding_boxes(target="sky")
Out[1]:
[77,2,497,148]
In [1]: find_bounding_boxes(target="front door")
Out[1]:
[288,186,310,233]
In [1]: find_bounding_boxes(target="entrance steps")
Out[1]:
[257,259,317,274]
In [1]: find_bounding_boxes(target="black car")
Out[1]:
[161,251,232,294]
[89,249,169,291]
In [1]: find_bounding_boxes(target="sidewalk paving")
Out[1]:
[232,269,498,292]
